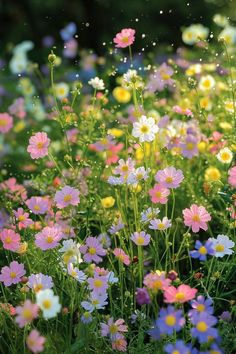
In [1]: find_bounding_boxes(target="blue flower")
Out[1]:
[60,22,77,41]
[164,340,190,354]
[190,240,215,261]
[188,295,214,317]
[156,305,185,335]
[190,312,218,343]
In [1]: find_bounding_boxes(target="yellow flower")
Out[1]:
[198,75,215,91]
[205,167,221,182]
[16,242,28,254]
[130,184,142,193]
[107,128,123,137]
[198,141,207,152]
[113,87,131,103]
[101,196,115,208]
[186,64,202,76]
[14,121,26,133]
[219,122,232,130]
[225,100,234,113]
[135,143,151,161]
[199,97,212,111]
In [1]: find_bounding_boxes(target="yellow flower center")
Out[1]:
[121,165,129,172]
[196,304,205,312]
[4,236,12,244]
[10,272,16,279]
[161,73,170,80]
[136,236,145,245]
[199,246,207,255]
[158,223,164,230]
[203,79,211,88]
[89,247,96,255]
[152,280,162,290]
[196,321,208,332]
[42,299,52,309]
[155,191,162,198]
[175,292,185,301]
[34,205,40,211]
[0,118,7,127]
[220,152,230,161]
[165,315,176,326]
[18,215,26,222]
[34,284,43,292]
[94,279,103,288]
[63,194,72,202]
[46,236,54,244]
[173,351,180,354]
[36,142,44,149]
[122,36,129,43]
[192,214,200,222]
[140,125,149,134]
[186,143,194,150]
[165,176,173,183]
[109,324,118,334]
[22,308,33,320]
[215,244,225,252]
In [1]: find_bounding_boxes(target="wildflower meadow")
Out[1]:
[1,6,236,354]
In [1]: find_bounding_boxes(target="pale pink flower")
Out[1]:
[101,317,128,340]
[113,28,135,48]
[26,196,49,215]
[111,334,127,352]
[54,185,80,209]
[183,204,211,233]
[0,113,13,133]
[155,166,184,189]
[164,284,197,303]
[27,132,50,159]
[0,229,21,251]
[228,166,236,188]
[144,272,171,293]
[13,208,33,230]
[26,329,45,353]
[15,300,39,328]
[35,226,63,250]
[0,261,26,287]
[113,248,130,266]
[149,183,170,204]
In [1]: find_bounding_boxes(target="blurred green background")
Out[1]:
[0,0,235,54]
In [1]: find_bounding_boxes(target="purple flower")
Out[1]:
[80,237,106,263]
[156,306,185,335]
[27,273,53,292]
[87,274,108,295]
[219,311,231,322]
[147,63,174,92]
[155,166,184,189]
[190,240,215,261]
[60,22,77,41]
[131,231,151,246]
[189,295,213,317]
[181,135,199,159]
[164,340,190,354]
[81,311,93,324]
[190,312,218,343]
[109,219,125,234]
[136,288,151,305]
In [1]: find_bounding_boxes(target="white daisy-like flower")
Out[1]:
[59,239,83,264]
[216,147,233,164]
[55,82,69,100]
[36,289,61,319]
[218,26,236,45]
[88,77,105,90]
[198,75,215,91]
[209,234,235,258]
[132,115,159,143]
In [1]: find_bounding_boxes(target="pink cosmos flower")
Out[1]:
[106,143,124,165]
[0,177,27,201]
[113,28,135,48]
[155,166,184,189]
[183,204,211,233]
[149,183,170,204]
[164,284,197,304]
[131,231,151,246]
[35,226,63,250]
[27,273,54,292]
[15,300,39,328]
[228,166,236,188]
[88,274,109,295]
[113,248,130,265]
[27,132,50,159]
[26,196,49,215]
[0,229,21,251]
[54,185,80,209]
[0,261,26,287]
[143,272,171,293]
[26,329,45,353]
[9,97,26,119]
[0,113,13,133]
[80,237,106,263]
[111,334,127,352]
[13,208,33,230]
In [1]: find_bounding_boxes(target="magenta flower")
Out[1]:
[131,231,151,246]
[54,185,80,209]
[0,261,26,287]
[26,329,45,353]
[0,229,21,251]
[15,300,39,328]
[155,166,184,189]
[14,208,33,230]
[80,237,106,263]
[35,226,63,250]
[113,28,135,48]
[228,166,236,188]
[0,113,13,133]
[26,196,49,215]
[149,183,170,204]
[27,132,50,159]
[183,204,211,233]
[113,248,130,265]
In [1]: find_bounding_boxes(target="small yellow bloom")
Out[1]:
[199,97,212,111]
[14,121,26,133]
[130,184,142,193]
[219,122,232,130]
[205,167,221,182]
[225,100,234,113]
[113,86,131,103]
[198,141,207,152]
[16,242,28,254]
[101,196,115,208]
[107,128,123,137]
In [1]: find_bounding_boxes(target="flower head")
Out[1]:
[36,289,61,319]
[0,261,26,287]
[156,306,185,335]
[80,237,106,263]
[13,208,33,229]
[0,229,21,251]
[190,312,218,343]
[26,329,45,353]
[101,317,128,340]
[88,77,105,90]
[144,272,171,293]
[26,196,49,215]
[149,217,171,231]
[183,204,211,233]
[155,166,184,189]
[54,185,80,209]
[149,183,170,204]
[113,28,135,48]
[189,295,213,318]
[35,226,63,250]
[113,248,130,265]
[209,234,235,257]
[164,340,190,354]
[164,284,197,303]
[27,132,50,159]
[190,240,215,261]
[131,231,151,246]
[132,115,158,143]
[28,273,54,293]
[0,113,13,133]
[15,300,39,328]
[217,147,233,164]
[228,166,236,187]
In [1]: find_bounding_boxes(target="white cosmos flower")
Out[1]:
[36,289,61,319]
[198,75,215,91]
[88,77,105,90]
[132,115,159,142]
[209,234,235,258]
[216,147,233,164]
[55,82,69,100]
